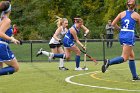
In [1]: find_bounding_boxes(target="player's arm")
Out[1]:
[81,25,89,37]
[53,27,62,41]
[112,13,121,30]
[0,18,19,44]
[136,13,140,26]
[70,28,84,48]
[136,13,140,38]
[0,18,11,39]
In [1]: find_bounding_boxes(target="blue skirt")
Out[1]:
[119,31,135,46]
[0,43,15,62]
[63,37,75,48]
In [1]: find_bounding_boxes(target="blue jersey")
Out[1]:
[0,26,15,62]
[0,26,13,43]
[119,10,136,46]
[63,24,80,47]
[121,10,136,31]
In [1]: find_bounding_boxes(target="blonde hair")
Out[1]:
[55,16,68,27]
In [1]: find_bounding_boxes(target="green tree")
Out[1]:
[9,0,138,40]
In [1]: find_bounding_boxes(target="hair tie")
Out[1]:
[4,4,11,13]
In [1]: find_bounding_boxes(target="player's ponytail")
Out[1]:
[55,16,68,27]
[0,1,11,20]
[0,1,11,13]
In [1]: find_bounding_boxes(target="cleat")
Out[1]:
[132,77,140,81]
[36,48,43,57]
[59,67,69,71]
[75,67,83,71]
[102,59,110,73]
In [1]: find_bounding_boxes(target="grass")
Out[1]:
[1,61,140,93]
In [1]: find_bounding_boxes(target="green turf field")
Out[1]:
[1,61,140,93]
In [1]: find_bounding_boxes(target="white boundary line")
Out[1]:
[65,71,140,92]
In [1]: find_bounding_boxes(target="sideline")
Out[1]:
[65,71,140,92]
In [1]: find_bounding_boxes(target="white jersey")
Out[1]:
[49,26,67,44]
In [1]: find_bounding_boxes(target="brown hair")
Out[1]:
[74,18,83,23]
[0,1,10,12]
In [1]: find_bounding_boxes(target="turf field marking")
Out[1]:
[90,71,131,84]
[65,71,140,92]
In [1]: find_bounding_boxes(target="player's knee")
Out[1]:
[66,55,71,60]
[76,50,81,55]
[123,57,128,62]
[14,66,19,72]
[121,55,129,62]
[129,55,135,59]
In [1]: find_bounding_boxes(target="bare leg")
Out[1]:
[0,58,19,76]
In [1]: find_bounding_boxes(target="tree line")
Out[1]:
[9,0,140,40]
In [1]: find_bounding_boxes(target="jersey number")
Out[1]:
[123,19,130,29]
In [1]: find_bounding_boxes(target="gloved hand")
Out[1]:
[84,32,89,37]
[11,37,20,44]
[82,46,86,50]
[84,33,87,37]
[59,39,63,45]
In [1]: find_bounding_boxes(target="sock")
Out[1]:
[54,54,65,58]
[42,51,49,56]
[75,55,80,68]
[129,60,138,78]
[0,66,15,76]
[109,57,124,65]
[59,58,64,67]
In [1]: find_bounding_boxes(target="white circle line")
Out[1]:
[65,71,140,92]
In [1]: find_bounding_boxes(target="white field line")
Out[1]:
[65,71,140,92]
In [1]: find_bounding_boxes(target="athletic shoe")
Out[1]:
[59,67,69,71]
[36,48,43,57]
[75,67,83,71]
[132,76,140,81]
[101,59,110,73]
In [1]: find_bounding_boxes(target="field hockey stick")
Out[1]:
[80,49,98,65]
[83,37,87,69]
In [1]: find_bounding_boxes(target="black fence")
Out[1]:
[10,39,140,62]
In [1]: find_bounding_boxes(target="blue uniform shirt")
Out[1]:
[119,10,136,46]
[121,10,136,30]
[63,24,80,47]
[0,26,13,43]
